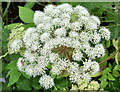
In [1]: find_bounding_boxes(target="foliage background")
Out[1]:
[1,1,120,91]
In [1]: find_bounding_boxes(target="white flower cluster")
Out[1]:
[39,74,54,89]
[10,3,111,89]
[10,39,23,53]
[86,81,100,90]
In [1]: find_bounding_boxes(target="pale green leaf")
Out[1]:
[19,6,34,23]
[115,52,119,64]
[112,39,118,50]
[90,71,102,77]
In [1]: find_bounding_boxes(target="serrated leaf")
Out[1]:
[100,80,108,89]
[99,75,107,81]
[114,65,120,70]
[102,68,111,75]
[19,6,34,23]
[112,69,120,77]
[108,74,115,81]
[109,63,112,70]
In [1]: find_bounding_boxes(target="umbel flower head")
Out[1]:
[9,3,111,89]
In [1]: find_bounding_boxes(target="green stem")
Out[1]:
[2,2,10,18]
[0,52,9,60]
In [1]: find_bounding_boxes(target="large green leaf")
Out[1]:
[7,66,21,87]
[19,6,34,23]
[16,76,32,90]
[6,56,21,87]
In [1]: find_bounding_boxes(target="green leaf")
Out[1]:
[112,69,120,77]
[90,71,102,77]
[8,69,21,87]
[99,52,108,62]
[6,58,18,70]
[109,63,112,70]
[18,6,34,23]
[114,65,120,70]
[112,39,118,50]
[106,40,110,48]
[54,77,66,90]
[32,82,41,90]
[32,76,41,90]
[24,2,35,9]
[99,75,107,81]
[22,72,30,79]
[100,80,108,89]
[16,76,32,90]
[47,63,52,69]
[102,68,111,75]
[115,52,119,64]
[108,74,115,81]
[2,82,12,91]
[4,23,21,30]
[22,23,36,30]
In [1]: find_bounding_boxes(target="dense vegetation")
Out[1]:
[1,2,120,92]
